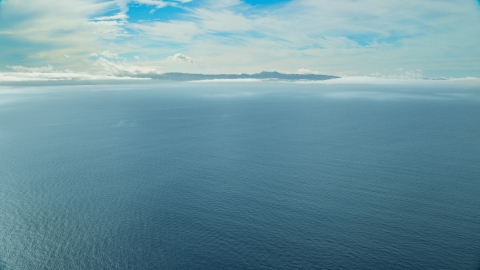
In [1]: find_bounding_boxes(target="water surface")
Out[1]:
[0,82,479,269]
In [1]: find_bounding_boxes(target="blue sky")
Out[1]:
[0,0,479,79]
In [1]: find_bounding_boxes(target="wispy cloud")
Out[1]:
[292,76,480,86]
[97,51,124,60]
[1,62,153,82]
[0,0,479,77]
[6,65,56,73]
[0,70,147,82]
[167,53,193,64]
[296,68,322,75]
[91,54,160,76]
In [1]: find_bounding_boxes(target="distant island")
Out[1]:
[0,71,341,85]
[138,71,339,81]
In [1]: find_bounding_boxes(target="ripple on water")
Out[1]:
[0,84,479,269]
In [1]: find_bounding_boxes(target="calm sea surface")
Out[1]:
[0,82,479,269]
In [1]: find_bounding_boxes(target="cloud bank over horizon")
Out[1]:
[2,65,480,86]
[0,0,479,79]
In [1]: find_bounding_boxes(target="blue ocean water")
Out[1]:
[0,82,479,269]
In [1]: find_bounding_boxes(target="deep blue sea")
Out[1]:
[1,82,479,269]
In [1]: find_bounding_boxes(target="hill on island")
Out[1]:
[141,71,339,81]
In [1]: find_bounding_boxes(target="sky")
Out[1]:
[0,0,480,79]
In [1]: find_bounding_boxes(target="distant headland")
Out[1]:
[137,71,340,81]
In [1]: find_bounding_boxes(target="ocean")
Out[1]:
[0,82,479,269]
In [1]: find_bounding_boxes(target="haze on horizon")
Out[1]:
[0,0,480,81]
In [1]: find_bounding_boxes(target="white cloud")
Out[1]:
[134,0,169,9]
[167,53,194,64]
[0,0,128,69]
[99,51,122,59]
[369,69,423,80]
[297,68,322,75]
[149,0,480,76]
[290,76,480,87]
[0,71,147,82]
[6,65,56,73]
[1,64,149,81]
[131,21,199,43]
[202,0,242,9]
[191,9,254,32]
[92,10,129,21]
[132,0,192,9]
[0,0,479,77]
[94,57,160,76]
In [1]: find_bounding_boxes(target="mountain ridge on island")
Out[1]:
[139,71,339,81]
